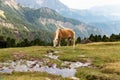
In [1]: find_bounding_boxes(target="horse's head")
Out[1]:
[53,28,60,47]
[53,39,58,48]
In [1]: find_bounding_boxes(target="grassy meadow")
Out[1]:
[0,42,120,80]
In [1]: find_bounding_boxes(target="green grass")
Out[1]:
[0,72,71,80]
[0,42,120,80]
[75,67,120,80]
[0,46,51,61]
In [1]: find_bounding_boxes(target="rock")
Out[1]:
[29,62,38,68]
[70,77,80,80]
[45,52,59,60]
[45,77,51,80]
[0,65,3,68]
[0,66,3,70]
[78,55,85,58]
[48,62,54,68]
[62,61,71,68]
[54,50,60,54]
[30,58,38,61]
[46,49,54,53]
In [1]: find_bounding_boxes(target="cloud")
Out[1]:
[59,0,120,9]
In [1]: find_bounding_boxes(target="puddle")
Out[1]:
[70,62,91,68]
[62,61,91,69]
[0,50,91,78]
[0,60,76,77]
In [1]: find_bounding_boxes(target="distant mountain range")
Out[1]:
[0,0,103,42]
[16,0,106,23]
[16,0,120,35]
[90,21,120,35]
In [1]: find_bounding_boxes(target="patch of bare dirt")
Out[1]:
[12,52,27,60]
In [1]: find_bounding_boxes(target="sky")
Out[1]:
[59,0,120,10]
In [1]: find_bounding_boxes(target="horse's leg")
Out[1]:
[72,37,75,48]
[67,39,69,46]
[72,39,75,48]
[58,39,61,47]
[67,37,72,46]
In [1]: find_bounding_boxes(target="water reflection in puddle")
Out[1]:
[0,60,76,77]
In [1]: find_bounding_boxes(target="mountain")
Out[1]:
[88,5,120,35]
[0,0,103,42]
[15,0,110,23]
[16,0,120,35]
[0,0,57,42]
[90,21,120,35]
[24,7,104,37]
[89,5,120,19]
[16,0,69,12]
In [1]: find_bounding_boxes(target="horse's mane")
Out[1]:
[57,25,73,30]
[59,28,73,31]
[58,25,65,29]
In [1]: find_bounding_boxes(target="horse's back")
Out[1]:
[59,28,75,38]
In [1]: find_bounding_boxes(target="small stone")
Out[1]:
[70,77,80,80]
[46,50,54,53]
[30,62,38,68]
[45,77,51,80]
[48,62,54,68]
[54,50,60,54]
[0,65,3,68]
[78,55,85,58]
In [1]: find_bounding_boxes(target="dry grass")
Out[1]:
[102,62,120,74]
[0,72,71,80]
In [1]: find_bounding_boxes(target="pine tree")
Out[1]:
[98,35,102,42]
[110,34,116,41]
[76,37,81,44]
[89,34,95,42]
[102,35,109,42]
[0,36,4,41]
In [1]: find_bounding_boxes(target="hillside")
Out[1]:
[23,7,103,38]
[0,0,53,42]
[0,0,103,42]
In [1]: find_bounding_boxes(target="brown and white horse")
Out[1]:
[53,28,75,48]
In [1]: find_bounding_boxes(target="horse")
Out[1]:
[53,28,75,48]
